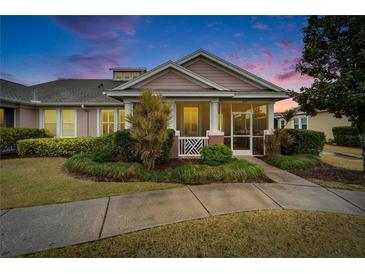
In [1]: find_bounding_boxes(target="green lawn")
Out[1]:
[0,157,180,209]
[324,144,362,157]
[28,210,365,258]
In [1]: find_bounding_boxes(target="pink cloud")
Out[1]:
[287,23,296,30]
[276,40,294,48]
[253,22,269,30]
[272,70,312,84]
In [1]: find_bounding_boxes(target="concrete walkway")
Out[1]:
[1,181,365,257]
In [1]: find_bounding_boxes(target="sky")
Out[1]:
[0,16,313,111]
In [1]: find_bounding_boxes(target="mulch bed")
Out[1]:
[259,156,365,185]
[290,166,365,185]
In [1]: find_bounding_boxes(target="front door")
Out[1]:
[231,112,252,155]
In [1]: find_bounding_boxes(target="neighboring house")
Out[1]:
[275,108,351,140]
[0,49,288,157]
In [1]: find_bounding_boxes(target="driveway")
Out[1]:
[1,181,365,257]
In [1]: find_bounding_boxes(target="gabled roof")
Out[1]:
[112,61,229,91]
[177,49,287,92]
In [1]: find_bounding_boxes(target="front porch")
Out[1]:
[165,101,274,157]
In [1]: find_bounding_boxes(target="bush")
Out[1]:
[201,144,233,166]
[66,154,265,183]
[17,135,113,157]
[91,145,118,163]
[114,128,175,165]
[282,129,325,155]
[266,154,322,170]
[0,128,49,153]
[332,126,361,147]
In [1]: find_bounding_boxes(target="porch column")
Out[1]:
[208,99,224,145]
[169,101,176,130]
[124,102,133,129]
[268,103,274,131]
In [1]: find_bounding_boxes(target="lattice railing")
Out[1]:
[178,137,209,157]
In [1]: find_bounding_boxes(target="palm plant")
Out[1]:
[126,90,171,170]
[280,109,297,124]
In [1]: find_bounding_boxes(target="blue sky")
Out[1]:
[1,16,312,110]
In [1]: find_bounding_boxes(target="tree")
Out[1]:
[280,109,297,124]
[290,16,365,171]
[126,90,171,170]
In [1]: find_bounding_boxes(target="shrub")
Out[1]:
[332,126,361,147]
[91,145,118,163]
[0,128,49,153]
[114,128,175,165]
[266,154,322,170]
[282,129,325,155]
[17,135,113,157]
[201,144,233,166]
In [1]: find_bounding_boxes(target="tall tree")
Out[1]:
[127,90,171,170]
[290,16,365,171]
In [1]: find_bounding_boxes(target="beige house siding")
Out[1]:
[284,112,351,140]
[183,57,264,91]
[16,107,39,128]
[136,69,210,90]
[77,108,97,137]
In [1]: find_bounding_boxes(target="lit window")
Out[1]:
[62,109,76,137]
[44,109,57,136]
[293,118,299,129]
[124,72,131,80]
[0,108,4,128]
[101,110,114,135]
[301,117,308,129]
[132,72,140,79]
[119,109,125,130]
[114,72,122,80]
[280,119,285,129]
[183,107,199,136]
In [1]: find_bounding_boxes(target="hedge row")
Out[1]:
[66,153,265,183]
[0,128,49,153]
[17,135,113,157]
[332,126,361,147]
[282,129,326,156]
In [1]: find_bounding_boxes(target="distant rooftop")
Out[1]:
[109,67,147,72]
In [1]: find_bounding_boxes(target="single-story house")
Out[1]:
[0,49,288,157]
[274,108,351,140]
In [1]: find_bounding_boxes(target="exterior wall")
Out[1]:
[76,109,98,137]
[16,106,38,128]
[137,70,208,90]
[283,112,351,140]
[183,58,263,91]
[308,112,351,140]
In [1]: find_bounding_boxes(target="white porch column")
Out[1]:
[114,108,118,132]
[124,102,133,129]
[169,101,176,130]
[210,99,219,133]
[268,103,274,131]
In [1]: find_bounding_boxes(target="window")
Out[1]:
[101,109,114,135]
[119,109,125,130]
[132,72,140,79]
[62,109,76,137]
[280,119,285,129]
[124,72,131,80]
[293,118,299,129]
[44,109,57,136]
[301,117,308,129]
[0,108,4,128]
[114,72,122,80]
[183,107,199,136]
